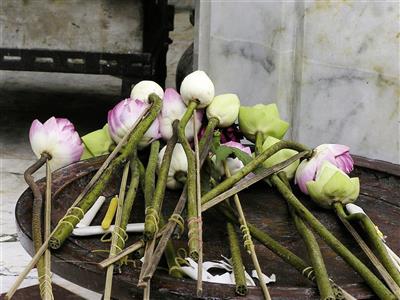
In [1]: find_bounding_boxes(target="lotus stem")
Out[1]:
[255,131,264,156]
[270,174,395,300]
[144,141,160,207]
[193,111,203,296]
[144,121,179,240]
[201,141,310,207]
[49,94,162,250]
[23,152,51,299]
[227,222,247,296]
[42,160,54,300]
[116,158,141,260]
[104,162,130,300]
[177,100,199,260]
[224,162,270,300]
[141,119,217,281]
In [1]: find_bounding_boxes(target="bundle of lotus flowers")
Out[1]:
[5,71,400,300]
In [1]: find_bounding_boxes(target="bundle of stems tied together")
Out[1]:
[6,70,400,300]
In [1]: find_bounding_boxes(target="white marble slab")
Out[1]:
[195,0,400,163]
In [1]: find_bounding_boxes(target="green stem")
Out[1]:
[201,140,310,206]
[144,141,160,207]
[278,172,334,300]
[290,207,334,300]
[178,100,199,260]
[255,131,264,156]
[158,217,182,278]
[116,158,140,258]
[104,162,130,300]
[224,162,271,300]
[137,158,146,197]
[227,222,247,296]
[271,174,395,300]
[334,203,400,288]
[144,121,179,240]
[49,94,162,249]
[24,153,50,296]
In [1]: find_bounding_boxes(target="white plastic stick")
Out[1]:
[72,223,144,236]
[345,203,366,215]
[76,196,106,228]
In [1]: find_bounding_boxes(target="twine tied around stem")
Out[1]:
[168,213,185,238]
[301,266,316,281]
[100,226,128,253]
[239,224,252,254]
[59,207,85,231]
[188,217,203,258]
[144,207,160,239]
[38,273,54,299]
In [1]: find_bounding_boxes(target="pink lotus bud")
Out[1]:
[159,88,203,141]
[29,117,84,170]
[295,144,354,194]
[108,98,160,148]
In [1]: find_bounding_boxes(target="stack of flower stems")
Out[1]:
[104,162,130,300]
[278,172,334,300]
[220,204,350,299]
[144,121,179,240]
[141,118,218,281]
[141,135,182,281]
[224,162,271,300]
[270,174,396,300]
[334,202,400,290]
[115,158,140,263]
[278,173,333,295]
[49,94,162,250]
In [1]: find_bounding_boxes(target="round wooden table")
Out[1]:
[15,155,400,299]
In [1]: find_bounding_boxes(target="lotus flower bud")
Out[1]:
[130,80,164,103]
[206,94,240,127]
[29,117,84,170]
[158,143,188,190]
[238,103,289,142]
[108,98,160,148]
[159,88,203,141]
[262,136,299,180]
[180,70,215,108]
[295,144,354,194]
[305,161,360,209]
[213,141,252,176]
[81,124,115,160]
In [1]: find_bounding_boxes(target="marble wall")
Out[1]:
[195,0,399,163]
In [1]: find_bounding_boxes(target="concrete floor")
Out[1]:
[0,10,193,298]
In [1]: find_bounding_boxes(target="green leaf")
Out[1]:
[214,145,234,166]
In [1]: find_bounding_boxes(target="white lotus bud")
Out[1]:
[158,143,188,190]
[206,94,240,127]
[130,80,164,103]
[180,70,215,108]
